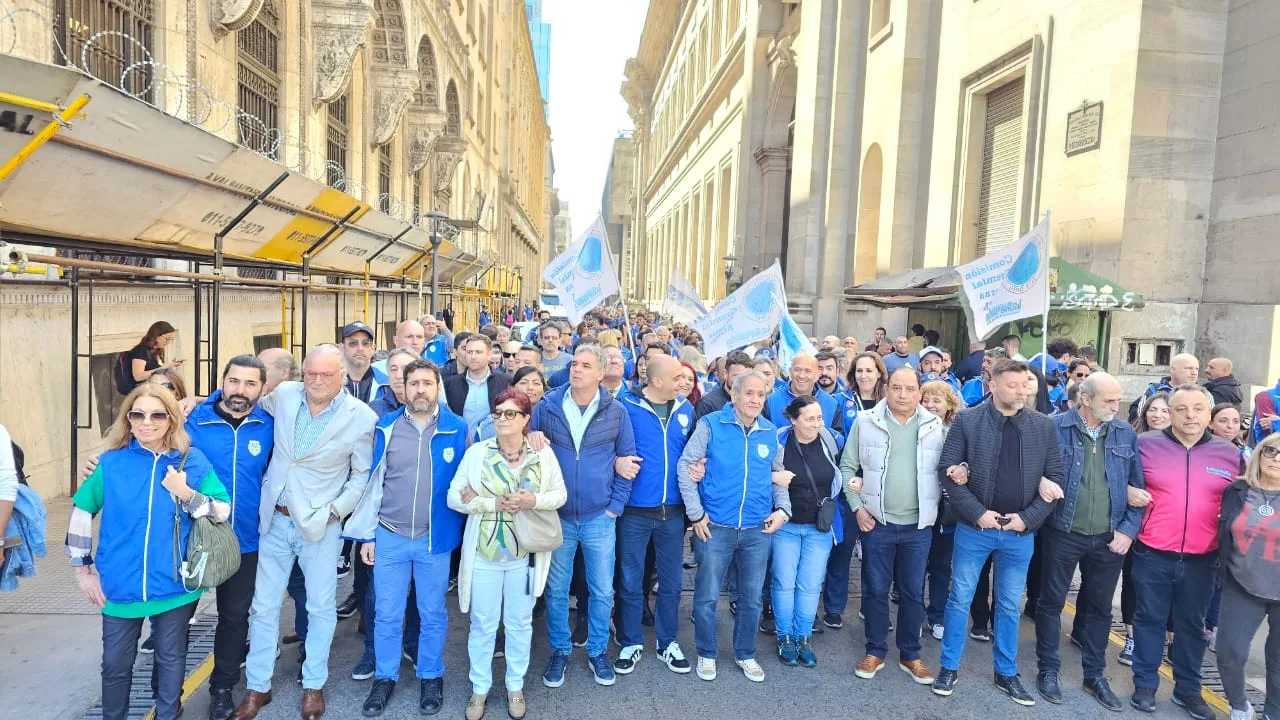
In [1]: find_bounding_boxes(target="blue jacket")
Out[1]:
[187,393,274,552]
[961,377,989,407]
[833,391,875,429]
[619,390,693,508]
[422,336,450,366]
[1047,409,1145,538]
[93,442,219,605]
[548,365,570,389]
[1,484,47,591]
[531,385,637,521]
[345,406,468,551]
[765,383,844,435]
[691,405,780,528]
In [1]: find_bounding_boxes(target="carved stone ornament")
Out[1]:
[767,25,798,71]
[406,107,447,172]
[211,0,264,38]
[370,68,418,146]
[433,135,466,192]
[313,0,374,104]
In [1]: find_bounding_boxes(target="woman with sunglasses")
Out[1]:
[449,390,566,720]
[472,368,548,443]
[1217,433,1280,720]
[67,383,230,720]
[147,368,189,401]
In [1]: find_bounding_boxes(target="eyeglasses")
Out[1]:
[345,338,374,348]
[128,410,170,424]
[303,370,339,380]
[1260,446,1280,459]
[491,409,528,420]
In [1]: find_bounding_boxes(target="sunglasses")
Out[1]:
[1072,371,1090,379]
[503,352,518,358]
[128,410,170,424]
[1260,446,1280,459]
[491,409,528,420]
[345,338,374,347]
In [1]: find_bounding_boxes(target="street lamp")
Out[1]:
[426,210,448,316]
[513,264,523,306]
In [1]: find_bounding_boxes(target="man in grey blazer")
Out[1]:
[233,344,378,720]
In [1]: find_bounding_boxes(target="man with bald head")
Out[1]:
[418,315,450,366]
[765,353,844,434]
[1127,353,1199,422]
[613,354,697,675]
[1034,372,1145,710]
[1204,356,1242,406]
[258,348,299,394]
[372,320,425,376]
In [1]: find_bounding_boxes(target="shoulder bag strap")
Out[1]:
[172,451,190,581]
[790,433,827,500]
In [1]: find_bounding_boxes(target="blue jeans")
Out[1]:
[770,523,833,639]
[926,525,954,626]
[940,524,1035,676]
[822,498,859,615]
[863,521,932,660]
[545,513,616,656]
[1130,545,1219,697]
[246,512,342,691]
[102,603,192,720]
[617,511,684,648]
[372,526,450,680]
[693,524,770,661]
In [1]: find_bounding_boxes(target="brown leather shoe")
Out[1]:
[899,658,935,684]
[230,690,272,720]
[301,689,325,720]
[854,654,886,679]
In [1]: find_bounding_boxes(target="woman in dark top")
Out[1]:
[769,395,843,669]
[1216,432,1280,720]
[121,321,181,394]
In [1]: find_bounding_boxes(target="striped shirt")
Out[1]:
[294,393,343,456]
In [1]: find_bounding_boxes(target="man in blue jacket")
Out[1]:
[346,359,467,716]
[765,353,843,435]
[531,344,638,689]
[184,355,275,720]
[677,371,789,684]
[1033,372,1144,711]
[614,356,695,677]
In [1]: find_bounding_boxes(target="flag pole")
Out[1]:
[1040,211,1051,377]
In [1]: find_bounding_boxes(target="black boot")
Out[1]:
[208,688,235,720]
[419,677,443,715]
[361,679,394,717]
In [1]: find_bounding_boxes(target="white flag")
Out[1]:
[776,310,818,374]
[694,261,787,361]
[958,215,1051,341]
[662,269,709,325]
[541,215,620,325]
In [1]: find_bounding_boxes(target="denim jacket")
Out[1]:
[1047,409,1146,538]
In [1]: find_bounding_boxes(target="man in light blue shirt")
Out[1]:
[883,335,920,374]
[443,336,511,435]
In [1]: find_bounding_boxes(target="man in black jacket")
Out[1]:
[1204,357,1243,406]
[693,352,752,422]
[930,359,1063,706]
[442,335,511,435]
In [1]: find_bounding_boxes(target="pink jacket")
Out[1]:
[1137,430,1240,554]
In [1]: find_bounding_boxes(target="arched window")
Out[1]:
[237,0,281,157]
[417,36,439,109]
[56,0,156,102]
[446,81,461,136]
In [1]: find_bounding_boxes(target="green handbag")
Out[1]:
[170,452,241,590]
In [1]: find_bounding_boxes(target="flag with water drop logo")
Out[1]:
[541,215,620,324]
[776,310,818,374]
[693,261,787,361]
[957,214,1051,341]
[662,269,709,325]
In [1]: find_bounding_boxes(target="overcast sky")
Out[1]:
[543,0,649,239]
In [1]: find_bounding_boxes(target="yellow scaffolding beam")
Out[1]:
[0,92,92,183]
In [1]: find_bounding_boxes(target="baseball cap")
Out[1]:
[341,321,375,340]
[755,347,777,359]
[919,345,944,360]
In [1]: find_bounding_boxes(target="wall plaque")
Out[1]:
[1065,101,1103,156]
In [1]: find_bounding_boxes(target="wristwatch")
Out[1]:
[329,506,340,523]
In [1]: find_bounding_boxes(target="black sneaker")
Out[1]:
[1172,693,1214,720]
[337,593,360,620]
[729,600,739,615]
[822,612,843,629]
[418,677,443,715]
[1083,677,1123,712]
[361,679,394,717]
[614,645,642,675]
[889,586,900,604]
[995,673,1036,706]
[337,556,351,579]
[969,626,992,642]
[208,687,235,720]
[1036,671,1063,704]
[811,617,824,635]
[932,668,958,696]
[1131,686,1157,713]
[571,618,588,647]
[140,636,155,654]
[1118,634,1135,666]
[758,609,775,635]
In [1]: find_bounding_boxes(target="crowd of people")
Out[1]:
[37,310,1280,720]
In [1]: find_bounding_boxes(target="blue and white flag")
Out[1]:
[958,214,1051,341]
[776,310,818,374]
[541,215,620,325]
[662,269,709,325]
[694,261,786,360]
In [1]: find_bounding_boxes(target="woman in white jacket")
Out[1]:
[448,389,566,720]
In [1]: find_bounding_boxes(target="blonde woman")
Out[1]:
[1216,432,1280,720]
[921,381,961,428]
[67,384,229,720]
[921,380,962,638]
[449,390,566,720]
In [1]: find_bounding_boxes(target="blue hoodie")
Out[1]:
[187,392,274,552]
[619,390,693,509]
[531,385,637,521]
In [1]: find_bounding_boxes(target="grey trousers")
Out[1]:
[1216,578,1280,718]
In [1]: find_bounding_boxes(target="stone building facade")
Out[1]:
[622,0,1280,399]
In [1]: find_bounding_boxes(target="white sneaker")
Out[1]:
[696,656,717,681]
[736,658,765,683]
[659,641,691,674]
[613,644,642,675]
[931,624,944,640]
[1230,704,1255,720]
